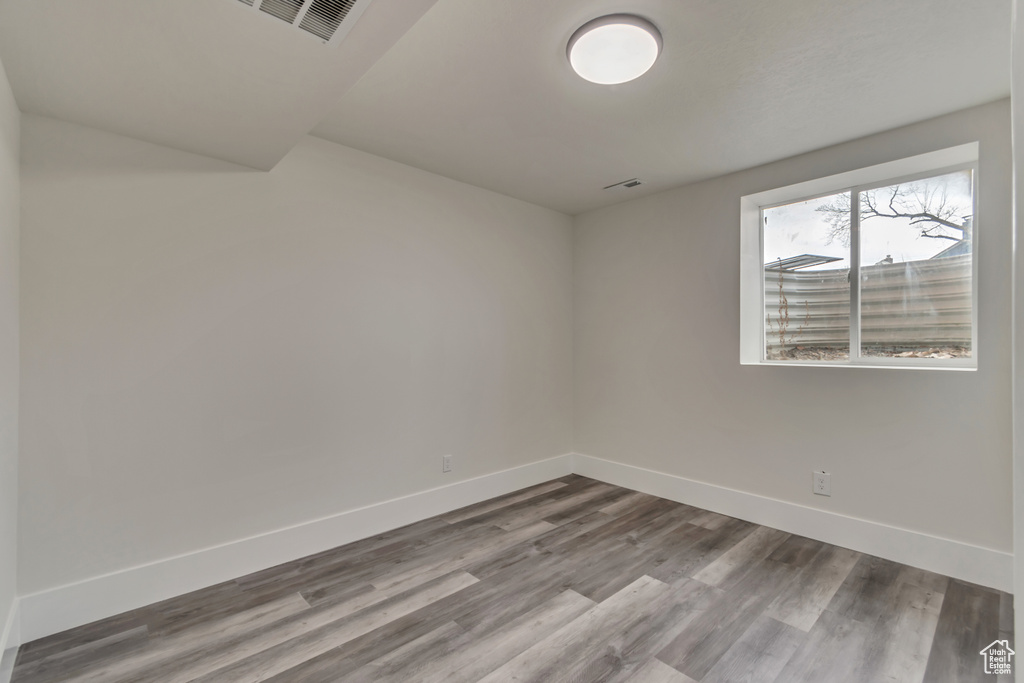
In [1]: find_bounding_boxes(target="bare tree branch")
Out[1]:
[815,178,970,247]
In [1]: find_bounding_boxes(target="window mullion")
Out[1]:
[850,190,861,361]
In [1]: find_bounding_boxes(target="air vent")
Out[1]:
[236,0,371,43]
[300,0,357,40]
[260,0,304,23]
[603,178,642,190]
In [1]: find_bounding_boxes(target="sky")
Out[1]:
[763,169,973,271]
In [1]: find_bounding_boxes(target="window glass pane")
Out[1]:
[763,192,850,361]
[859,170,973,358]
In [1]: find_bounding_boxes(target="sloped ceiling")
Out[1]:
[0,0,438,170]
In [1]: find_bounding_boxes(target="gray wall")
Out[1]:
[14,97,1016,608]
[0,54,19,652]
[18,116,574,593]
[574,100,1013,553]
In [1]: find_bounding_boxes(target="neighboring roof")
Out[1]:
[764,255,843,271]
[931,239,972,259]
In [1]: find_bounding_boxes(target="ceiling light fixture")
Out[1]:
[567,14,662,85]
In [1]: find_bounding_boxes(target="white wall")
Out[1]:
[575,100,1013,555]
[18,116,573,594]
[0,54,19,663]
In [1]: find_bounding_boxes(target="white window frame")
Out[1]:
[740,143,979,370]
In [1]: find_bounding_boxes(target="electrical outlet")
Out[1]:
[813,471,831,496]
[442,455,453,473]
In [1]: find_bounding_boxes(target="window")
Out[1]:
[740,144,978,369]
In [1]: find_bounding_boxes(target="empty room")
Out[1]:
[0,0,1023,681]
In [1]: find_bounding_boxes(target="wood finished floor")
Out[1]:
[11,475,1013,683]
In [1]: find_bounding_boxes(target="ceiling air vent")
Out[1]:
[235,0,372,44]
[260,0,304,24]
[300,0,357,40]
[603,178,642,190]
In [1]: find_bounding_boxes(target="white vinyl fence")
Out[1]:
[764,253,971,352]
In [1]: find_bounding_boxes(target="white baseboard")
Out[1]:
[17,454,574,644]
[15,450,1012,646]
[0,598,19,683]
[572,453,1012,593]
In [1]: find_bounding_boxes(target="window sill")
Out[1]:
[742,359,977,371]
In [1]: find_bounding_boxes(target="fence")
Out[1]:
[764,253,971,353]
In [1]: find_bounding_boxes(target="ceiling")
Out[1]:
[0,0,1012,213]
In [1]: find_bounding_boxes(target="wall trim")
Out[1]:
[572,453,1013,593]
[17,454,573,644]
[16,450,1011,645]
[0,598,19,683]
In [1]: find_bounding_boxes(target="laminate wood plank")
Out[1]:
[922,579,1003,682]
[52,592,312,683]
[692,525,791,588]
[764,544,861,631]
[260,564,578,682]
[898,564,950,597]
[369,520,556,593]
[234,516,454,592]
[561,497,682,547]
[540,485,635,526]
[827,554,903,624]
[689,509,733,530]
[450,561,590,633]
[344,588,596,683]
[461,497,683,594]
[657,558,796,680]
[646,517,757,585]
[187,571,479,683]
[299,580,377,609]
[12,610,148,669]
[864,582,944,683]
[489,481,619,531]
[701,615,806,683]
[625,500,710,546]
[335,620,467,682]
[441,480,568,524]
[771,608,873,683]
[590,578,721,682]
[627,523,722,593]
[477,575,670,683]
[599,489,661,516]
[123,581,411,683]
[626,658,699,683]
[138,579,263,637]
[233,518,474,603]
[768,534,826,567]
[258,592,485,683]
[546,578,717,682]
[251,520,502,606]
[10,626,149,683]
[458,510,614,580]
[541,498,689,571]
[450,477,607,530]
[571,511,718,603]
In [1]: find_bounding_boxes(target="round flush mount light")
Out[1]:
[567,14,662,85]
